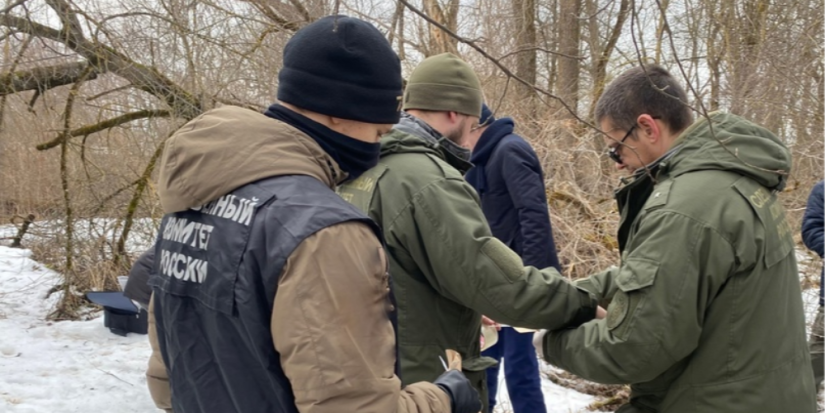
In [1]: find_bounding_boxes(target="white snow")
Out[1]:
[0,246,157,413]
[490,361,602,413]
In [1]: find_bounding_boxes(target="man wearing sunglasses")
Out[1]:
[535,64,815,412]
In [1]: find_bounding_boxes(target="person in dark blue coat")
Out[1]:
[465,104,557,413]
[802,179,824,390]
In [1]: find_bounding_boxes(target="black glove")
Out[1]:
[433,370,481,413]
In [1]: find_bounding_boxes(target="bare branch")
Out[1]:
[44,0,84,44]
[85,84,133,101]
[90,178,143,216]
[498,46,585,62]
[0,13,64,40]
[36,109,171,150]
[0,61,101,96]
[0,12,201,118]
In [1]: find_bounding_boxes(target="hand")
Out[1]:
[596,306,607,320]
[434,370,482,413]
[481,315,501,331]
[532,329,547,359]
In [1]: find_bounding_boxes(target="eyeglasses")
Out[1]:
[471,118,492,132]
[607,125,636,164]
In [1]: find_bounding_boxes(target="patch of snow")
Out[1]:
[489,359,604,413]
[0,246,156,413]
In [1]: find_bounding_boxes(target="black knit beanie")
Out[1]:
[277,15,403,124]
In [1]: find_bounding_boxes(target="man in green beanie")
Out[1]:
[338,52,603,412]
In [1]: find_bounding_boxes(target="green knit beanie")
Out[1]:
[403,53,482,117]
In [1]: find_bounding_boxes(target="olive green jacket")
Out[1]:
[338,115,597,409]
[542,112,816,412]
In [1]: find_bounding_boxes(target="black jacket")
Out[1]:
[465,118,560,270]
[124,248,154,308]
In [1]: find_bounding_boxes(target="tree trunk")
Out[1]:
[654,0,670,64]
[423,0,459,56]
[513,0,537,105]
[556,0,581,120]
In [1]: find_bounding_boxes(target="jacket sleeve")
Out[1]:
[541,211,732,384]
[124,248,155,308]
[270,221,451,413]
[802,181,824,258]
[393,176,597,330]
[146,294,173,413]
[574,266,621,308]
[499,140,561,270]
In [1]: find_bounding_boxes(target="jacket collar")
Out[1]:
[469,117,515,167]
[388,113,474,173]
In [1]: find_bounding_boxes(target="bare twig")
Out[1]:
[85,84,134,101]
[36,109,172,150]
[498,46,585,62]
[90,179,143,216]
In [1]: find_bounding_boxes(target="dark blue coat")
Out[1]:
[802,180,824,305]
[465,118,560,271]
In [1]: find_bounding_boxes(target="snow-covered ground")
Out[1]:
[0,245,821,413]
[0,246,157,413]
[491,361,600,413]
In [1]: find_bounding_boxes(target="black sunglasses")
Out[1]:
[608,125,636,164]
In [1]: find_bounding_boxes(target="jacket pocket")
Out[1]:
[607,258,660,340]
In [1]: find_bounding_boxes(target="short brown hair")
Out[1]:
[595,64,693,133]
